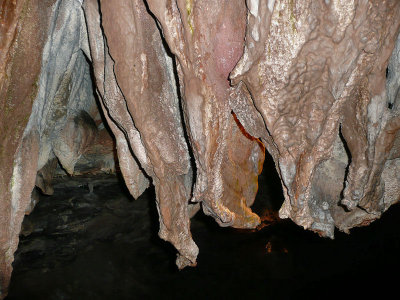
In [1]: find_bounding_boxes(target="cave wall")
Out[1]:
[0,0,55,295]
[1,0,400,297]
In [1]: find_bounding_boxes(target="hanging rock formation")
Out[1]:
[0,0,399,297]
[229,0,400,236]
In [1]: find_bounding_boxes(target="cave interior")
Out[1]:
[1,0,400,298]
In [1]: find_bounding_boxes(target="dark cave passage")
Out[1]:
[1,1,400,298]
[6,156,400,299]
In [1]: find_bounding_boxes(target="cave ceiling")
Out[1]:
[0,0,399,297]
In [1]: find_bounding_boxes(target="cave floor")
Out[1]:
[6,173,400,300]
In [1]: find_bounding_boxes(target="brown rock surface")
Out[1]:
[0,0,400,297]
[231,0,400,237]
[52,111,97,175]
[83,0,198,267]
[0,0,55,295]
[146,0,265,230]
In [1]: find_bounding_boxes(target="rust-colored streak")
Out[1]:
[232,111,265,153]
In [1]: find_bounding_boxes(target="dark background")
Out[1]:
[6,155,400,300]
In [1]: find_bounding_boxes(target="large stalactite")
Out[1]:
[1,0,399,297]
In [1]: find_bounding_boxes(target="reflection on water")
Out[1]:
[6,169,400,299]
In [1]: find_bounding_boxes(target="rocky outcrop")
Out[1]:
[229,0,400,237]
[0,0,399,297]
[84,0,199,268]
[146,0,265,232]
[0,0,121,295]
[0,0,55,295]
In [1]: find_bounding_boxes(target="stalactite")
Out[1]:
[0,0,399,297]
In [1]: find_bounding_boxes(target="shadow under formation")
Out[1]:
[6,156,400,300]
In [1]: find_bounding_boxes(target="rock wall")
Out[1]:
[0,0,399,297]
[0,0,55,295]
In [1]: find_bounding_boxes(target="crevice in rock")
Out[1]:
[339,125,352,206]
[251,151,285,225]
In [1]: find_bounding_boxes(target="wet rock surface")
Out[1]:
[6,173,400,299]
[1,1,400,296]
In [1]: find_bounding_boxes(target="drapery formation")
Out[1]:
[1,0,399,297]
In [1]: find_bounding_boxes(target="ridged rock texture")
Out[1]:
[1,0,399,297]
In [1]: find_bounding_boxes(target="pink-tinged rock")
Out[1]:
[0,0,55,296]
[146,0,265,231]
[1,0,400,296]
[84,0,197,267]
[231,0,400,237]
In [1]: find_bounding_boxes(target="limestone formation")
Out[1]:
[229,0,400,236]
[0,0,399,297]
